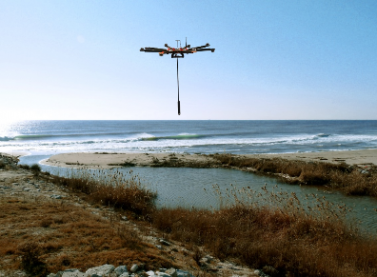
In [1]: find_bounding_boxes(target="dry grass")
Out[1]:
[50,168,157,216]
[151,187,377,277]
[0,199,174,276]
[0,169,168,275]
[46,168,377,276]
[18,164,30,170]
[3,166,377,277]
[212,154,377,197]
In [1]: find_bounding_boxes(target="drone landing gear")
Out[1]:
[172,53,184,58]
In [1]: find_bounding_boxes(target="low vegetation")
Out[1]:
[0,200,174,277]
[211,153,377,197]
[18,164,30,170]
[50,169,156,216]
[30,164,42,177]
[152,189,377,277]
[3,165,377,277]
[47,168,377,276]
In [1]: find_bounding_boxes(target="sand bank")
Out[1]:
[42,152,217,168]
[41,149,377,169]
[248,149,377,166]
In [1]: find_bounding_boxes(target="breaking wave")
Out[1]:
[140,134,207,141]
[1,132,377,154]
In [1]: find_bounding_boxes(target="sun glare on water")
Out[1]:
[0,119,22,138]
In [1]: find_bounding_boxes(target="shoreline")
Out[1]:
[42,152,216,168]
[41,149,377,169]
[245,149,377,166]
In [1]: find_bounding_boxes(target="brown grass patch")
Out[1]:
[17,241,48,277]
[151,193,377,277]
[43,168,377,276]
[0,199,174,275]
[4,166,377,277]
[212,154,377,197]
[49,169,156,216]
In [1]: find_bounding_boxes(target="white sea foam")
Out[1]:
[1,120,377,155]
[1,132,377,155]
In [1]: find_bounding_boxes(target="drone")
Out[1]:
[140,39,215,115]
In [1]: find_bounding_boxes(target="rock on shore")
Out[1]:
[0,153,19,167]
[46,263,270,277]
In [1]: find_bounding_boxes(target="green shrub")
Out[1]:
[17,241,47,277]
[18,164,30,170]
[30,164,41,176]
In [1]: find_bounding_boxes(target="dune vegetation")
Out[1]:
[2,160,377,277]
[210,153,377,197]
[44,167,377,277]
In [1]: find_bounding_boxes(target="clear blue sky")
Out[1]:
[1,0,377,120]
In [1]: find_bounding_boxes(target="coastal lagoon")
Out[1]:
[2,120,377,234]
[19,155,377,235]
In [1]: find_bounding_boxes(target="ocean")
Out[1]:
[1,120,377,155]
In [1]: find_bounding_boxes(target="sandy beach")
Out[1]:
[42,149,377,169]
[42,152,218,168]
[248,149,377,165]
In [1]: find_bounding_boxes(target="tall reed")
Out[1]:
[212,153,377,197]
[51,168,156,215]
[49,168,377,277]
[152,185,377,277]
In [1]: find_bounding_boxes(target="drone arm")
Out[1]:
[189,43,210,50]
[164,43,174,49]
[193,48,215,53]
[140,48,158,52]
[145,47,166,51]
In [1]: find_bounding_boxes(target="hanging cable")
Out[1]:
[177,58,180,115]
